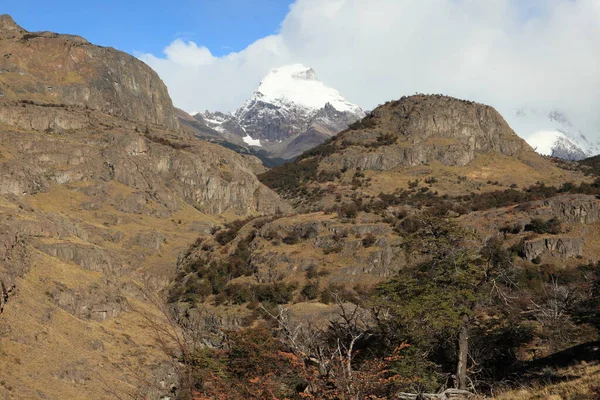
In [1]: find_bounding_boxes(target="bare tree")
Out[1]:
[128,284,214,400]
[260,293,373,399]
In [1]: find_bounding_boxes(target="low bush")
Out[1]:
[301,280,319,300]
[223,282,297,305]
[362,233,377,247]
[525,217,562,234]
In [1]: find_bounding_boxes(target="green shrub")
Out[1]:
[282,233,301,245]
[214,217,256,245]
[362,233,377,247]
[301,280,319,300]
[338,203,358,220]
[349,116,377,130]
[524,218,562,234]
[305,265,318,279]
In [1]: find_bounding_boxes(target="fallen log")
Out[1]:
[398,388,474,399]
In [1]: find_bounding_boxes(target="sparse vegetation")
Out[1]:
[524,217,562,234]
[144,133,192,149]
[349,114,377,130]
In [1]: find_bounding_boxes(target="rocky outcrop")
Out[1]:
[0,221,29,314]
[522,237,584,261]
[0,14,178,130]
[528,194,600,224]
[0,102,91,132]
[0,124,290,215]
[35,242,125,275]
[47,281,127,322]
[318,95,531,172]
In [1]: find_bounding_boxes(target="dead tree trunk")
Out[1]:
[456,314,469,390]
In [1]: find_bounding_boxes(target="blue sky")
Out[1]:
[3,0,597,137]
[2,0,293,56]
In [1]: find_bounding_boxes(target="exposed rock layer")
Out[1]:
[320,95,532,171]
[0,14,179,130]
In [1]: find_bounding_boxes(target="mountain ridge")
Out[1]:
[512,107,600,160]
[0,15,290,399]
[0,13,179,131]
[183,64,365,161]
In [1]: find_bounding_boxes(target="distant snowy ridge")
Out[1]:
[243,135,262,147]
[192,64,365,160]
[510,108,600,161]
[237,64,363,118]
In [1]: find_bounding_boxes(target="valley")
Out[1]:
[0,12,599,400]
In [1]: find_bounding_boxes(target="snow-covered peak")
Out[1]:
[268,64,319,81]
[195,111,236,134]
[244,64,363,115]
[509,107,600,161]
[525,130,586,160]
[243,135,262,147]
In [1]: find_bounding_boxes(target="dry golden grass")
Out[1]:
[491,363,600,400]
[0,167,240,398]
[362,152,590,198]
[0,249,173,399]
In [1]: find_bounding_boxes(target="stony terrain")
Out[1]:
[312,95,530,170]
[170,95,600,354]
[1,13,599,399]
[259,95,586,214]
[0,15,287,399]
[160,96,600,400]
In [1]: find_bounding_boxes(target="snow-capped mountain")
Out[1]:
[188,64,365,161]
[236,64,363,124]
[510,108,600,160]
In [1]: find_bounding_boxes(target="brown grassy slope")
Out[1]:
[259,95,590,211]
[491,363,600,400]
[0,102,287,400]
[0,178,220,398]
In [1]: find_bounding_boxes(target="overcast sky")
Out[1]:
[138,0,600,136]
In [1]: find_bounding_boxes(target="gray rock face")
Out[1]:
[47,281,127,322]
[193,104,365,161]
[189,66,366,161]
[0,14,179,130]
[522,237,584,261]
[319,95,531,172]
[529,195,600,224]
[0,121,290,215]
[36,241,125,275]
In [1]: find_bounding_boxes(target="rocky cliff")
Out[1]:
[0,14,179,130]
[0,15,290,399]
[318,94,531,172]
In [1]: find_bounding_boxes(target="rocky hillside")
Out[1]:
[310,94,529,170]
[171,97,598,333]
[187,64,365,162]
[1,14,599,397]
[0,15,289,399]
[0,14,178,130]
[167,91,600,396]
[259,95,584,211]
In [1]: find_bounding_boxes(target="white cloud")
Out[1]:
[139,0,600,137]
